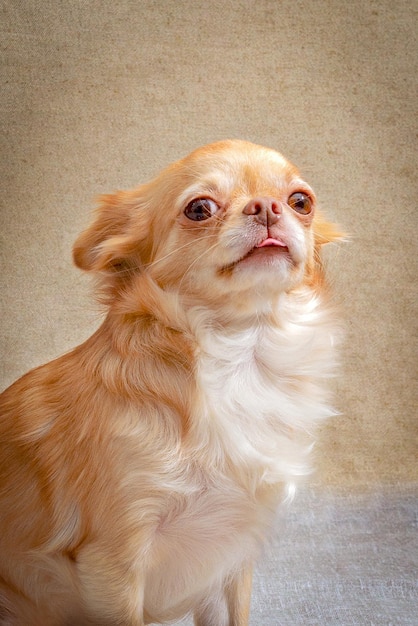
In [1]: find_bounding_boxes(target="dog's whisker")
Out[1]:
[145,233,220,270]
[177,240,223,292]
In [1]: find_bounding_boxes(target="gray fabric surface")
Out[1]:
[176,486,418,625]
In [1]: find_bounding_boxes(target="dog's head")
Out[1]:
[73,140,342,317]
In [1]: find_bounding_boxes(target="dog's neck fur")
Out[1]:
[99,275,338,494]
[188,286,337,488]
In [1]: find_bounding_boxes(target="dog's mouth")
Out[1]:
[251,237,289,256]
[243,237,291,262]
[219,237,293,275]
[257,237,286,248]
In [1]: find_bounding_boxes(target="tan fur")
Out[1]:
[0,140,343,625]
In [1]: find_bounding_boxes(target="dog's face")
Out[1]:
[73,140,342,313]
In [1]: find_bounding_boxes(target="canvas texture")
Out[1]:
[1,1,417,623]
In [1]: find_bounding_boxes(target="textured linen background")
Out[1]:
[1,1,417,624]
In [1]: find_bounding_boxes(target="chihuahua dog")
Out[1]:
[0,140,343,625]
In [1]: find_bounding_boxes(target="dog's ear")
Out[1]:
[73,189,150,275]
[313,212,346,248]
[306,211,346,290]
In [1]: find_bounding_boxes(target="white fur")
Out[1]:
[140,288,339,621]
[193,288,337,481]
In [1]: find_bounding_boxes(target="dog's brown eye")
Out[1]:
[288,192,313,215]
[184,198,218,221]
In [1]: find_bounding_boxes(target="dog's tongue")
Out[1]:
[256,237,287,248]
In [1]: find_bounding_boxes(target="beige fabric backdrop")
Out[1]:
[1,0,417,489]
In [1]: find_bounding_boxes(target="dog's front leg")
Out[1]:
[225,564,253,626]
[193,565,253,626]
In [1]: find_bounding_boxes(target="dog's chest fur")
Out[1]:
[143,294,336,617]
[193,293,336,485]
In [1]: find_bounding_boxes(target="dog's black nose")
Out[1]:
[242,197,282,227]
